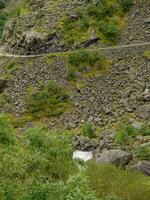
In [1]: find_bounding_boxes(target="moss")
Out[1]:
[143,51,150,59]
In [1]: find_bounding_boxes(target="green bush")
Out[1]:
[62,0,131,45]
[0,93,11,111]
[0,0,6,9]
[99,20,120,42]
[68,50,104,71]
[115,125,139,147]
[23,180,64,200]
[66,67,76,82]
[81,122,96,139]
[137,145,150,161]
[85,162,150,200]
[25,128,77,180]
[119,0,133,13]
[0,115,14,146]
[26,81,71,118]
[0,12,7,38]
[86,1,116,19]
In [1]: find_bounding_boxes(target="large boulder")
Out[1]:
[73,136,99,151]
[96,149,132,167]
[135,161,150,176]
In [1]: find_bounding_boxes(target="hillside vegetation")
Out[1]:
[0,0,150,200]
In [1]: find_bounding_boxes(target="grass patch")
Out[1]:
[137,145,150,161]
[115,123,150,149]
[86,162,150,200]
[81,122,96,139]
[67,49,109,82]
[115,125,139,148]
[26,80,72,119]
[0,93,11,112]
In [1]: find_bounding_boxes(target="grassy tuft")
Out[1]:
[26,80,71,119]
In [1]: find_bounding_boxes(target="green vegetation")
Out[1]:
[26,80,71,119]
[0,115,14,146]
[0,93,11,112]
[62,0,133,46]
[0,0,6,9]
[0,115,150,199]
[0,1,7,38]
[67,49,108,82]
[81,122,96,139]
[137,145,150,161]
[86,162,150,200]
[119,0,134,13]
[115,123,150,148]
[143,51,150,59]
[115,125,139,147]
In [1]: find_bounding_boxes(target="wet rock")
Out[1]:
[96,149,132,167]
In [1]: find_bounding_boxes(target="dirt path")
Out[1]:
[0,41,150,58]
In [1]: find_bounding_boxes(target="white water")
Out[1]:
[73,150,93,162]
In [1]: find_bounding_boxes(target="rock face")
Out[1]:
[96,150,132,167]
[135,161,150,176]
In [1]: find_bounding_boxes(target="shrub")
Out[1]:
[119,0,133,13]
[86,1,116,19]
[85,162,150,200]
[23,180,64,200]
[99,20,120,42]
[141,124,150,136]
[0,93,11,111]
[0,115,14,146]
[25,128,77,180]
[68,50,104,71]
[137,145,150,161]
[66,67,76,82]
[0,12,7,38]
[0,0,6,9]
[26,81,71,118]
[81,122,96,139]
[115,125,139,148]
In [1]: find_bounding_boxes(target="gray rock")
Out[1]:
[144,17,150,23]
[137,104,150,120]
[135,161,150,176]
[96,149,132,167]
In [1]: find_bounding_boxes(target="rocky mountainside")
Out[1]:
[0,1,150,199]
[2,0,137,54]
